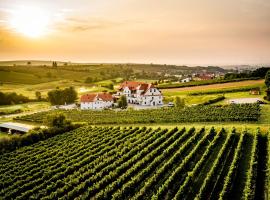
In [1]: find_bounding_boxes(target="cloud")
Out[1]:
[54,16,131,32]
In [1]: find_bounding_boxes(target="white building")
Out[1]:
[80,93,114,110]
[116,81,163,106]
[181,77,192,83]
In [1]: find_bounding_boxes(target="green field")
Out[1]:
[162,80,267,105]
[14,104,261,125]
[0,126,268,199]
[0,102,50,114]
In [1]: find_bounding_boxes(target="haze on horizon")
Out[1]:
[0,0,270,66]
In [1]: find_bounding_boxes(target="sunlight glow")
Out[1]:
[8,6,51,38]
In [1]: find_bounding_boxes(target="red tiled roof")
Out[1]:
[80,93,96,102]
[138,83,149,91]
[119,81,144,90]
[119,81,156,92]
[97,93,113,101]
[81,93,113,102]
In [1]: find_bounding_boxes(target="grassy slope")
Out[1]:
[0,102,50,113]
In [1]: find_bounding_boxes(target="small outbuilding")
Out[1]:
[249,88,260,95]
[0,122,35,134]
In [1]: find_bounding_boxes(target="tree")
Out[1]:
[85,77,93,83]
[265,70,270,89]
[174,96,185,108]
[117,95,128,109]
[52,61,57,68]
[47,87,78,105]
[105,83,114,90]
[35,91,42,100]
[44,113,71,128]
[265,70,270,101]
[63,87,78,104]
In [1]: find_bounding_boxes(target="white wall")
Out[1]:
[81,100,113,110]
[118,86,163,106]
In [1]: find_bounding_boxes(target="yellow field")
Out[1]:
[162,79,264,93]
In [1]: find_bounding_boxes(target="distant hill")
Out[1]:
[0,60,230,84]
[0,60,77,66]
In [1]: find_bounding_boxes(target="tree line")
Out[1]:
[47,87,78,105]
[224,67,270,80]
[0,92,30,105]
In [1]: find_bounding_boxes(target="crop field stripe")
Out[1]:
[32,127,148,199]
[68,127,173,199]
[0,126,111,189]
[178,129,227,200]
[0,126,268,200]
[1,127,121,198]
[228,133,253,200]
[172,128,225,200]
[112,127,202,200]
[150,127,215,200]
[218,131,245,199]
[206,133,239,200]
[56,128,168,200]
[194,129,234,200]
[0,127,124,198]
[243,129,258,200]
[15,103,261,124]
[80,127,186,200]
[12,127,142,200]
[0,126,108,175]
[254,130,268,199]
[0,126,97,170]
[265,130,270,199]
[38,127,157,199]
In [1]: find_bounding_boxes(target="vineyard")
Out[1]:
[15,104,261,124]
[0,126,268,200]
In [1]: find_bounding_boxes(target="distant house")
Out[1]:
[80,93,114,110]
[250,88,260,95]
[116,81,163,106]
[181,77,192,83]
[194,73,214,81]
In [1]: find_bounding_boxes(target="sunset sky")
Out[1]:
[0,0,270,65]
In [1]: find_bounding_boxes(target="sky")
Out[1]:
[0,0,270,65]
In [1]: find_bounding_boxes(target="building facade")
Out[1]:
[117,81,163,106]
[80,93,114,110]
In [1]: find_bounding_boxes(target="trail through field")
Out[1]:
[162,80,264,92]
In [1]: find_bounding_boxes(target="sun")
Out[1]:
[8,6,51,38]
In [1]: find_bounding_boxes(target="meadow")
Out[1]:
[0,102,50,115]
[0,126,268,200]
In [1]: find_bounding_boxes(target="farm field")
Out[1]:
[14,104,261,125]
[0,80,116,99]
[0,126,268,200]
[162,79,264,92]
[0,102,50,115]
[161,79,267,105]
